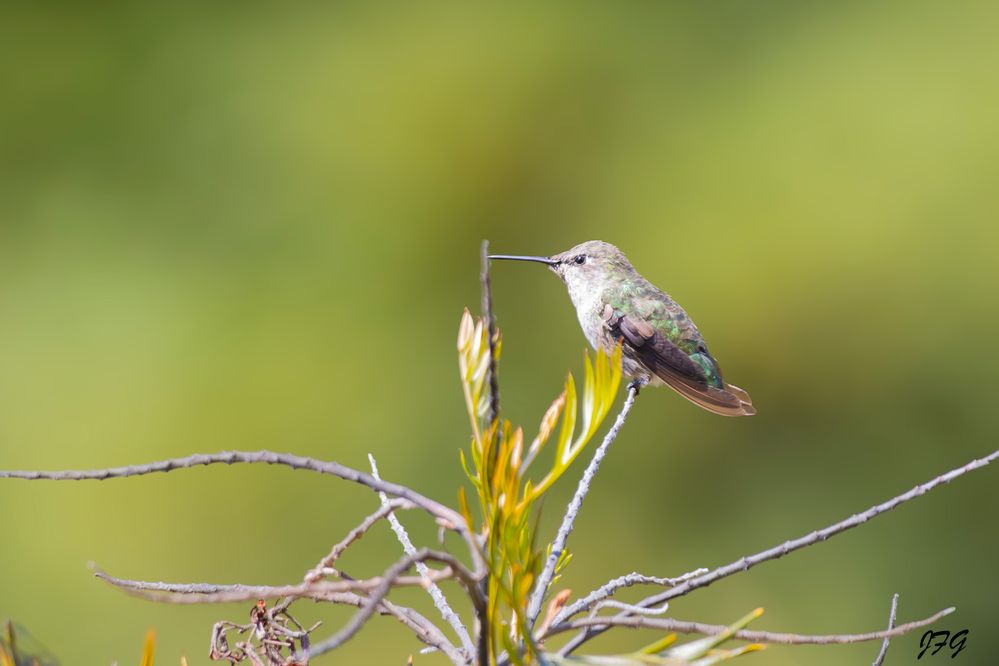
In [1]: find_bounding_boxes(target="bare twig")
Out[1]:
[526,384,640,627]
[0,452,489,662]
[873,593,900,666]
[308,549,485,657]
[559,447,999,655]
[0,450,479,552]
[94,567,455,604]
[109,550,479,662]
[544,605,954,645]
[479,240,500,666]
[481,240,500,428]
[590,600,669,616]
[316,591,466,665]
[370,454,475,660]
[553,568,708,625]
[211,620,262,663]
[304,497,415,582]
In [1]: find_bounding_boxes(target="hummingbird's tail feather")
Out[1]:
[725,383,756,416]
[659,375,756,417]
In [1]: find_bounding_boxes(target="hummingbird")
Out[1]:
[489,240,755,416]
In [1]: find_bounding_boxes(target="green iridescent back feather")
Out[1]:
[604,270,725,389]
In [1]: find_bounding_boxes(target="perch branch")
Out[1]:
[545,605,953,645]
[370,453,476,660]
[559,446,999,655]
[481,239,501,428]
[478,240,500,666]
[526,384,640,627]
[872,593,899,666]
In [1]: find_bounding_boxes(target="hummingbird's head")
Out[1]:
[548,240,631,288]
[490,240,634,294]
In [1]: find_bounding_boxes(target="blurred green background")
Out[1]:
[2,2,998,664]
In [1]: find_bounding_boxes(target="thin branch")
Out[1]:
[94,567,455,604]
[559,446,999,655]
[278,493,434,650]
[481,239,500,428]
[479,239,501,666]
[590,600,669,617]
[526,384,640,627]
[545,605,954,645]
[873,593,899,666]
[0,450,475,549]
[308,548,486,657]
[304,497,415,582]
[370,454,475,660]
[314,591,467,666]
[554,568,708,625]
[97,550,479,663]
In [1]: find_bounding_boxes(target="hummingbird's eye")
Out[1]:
[573,254,586,265]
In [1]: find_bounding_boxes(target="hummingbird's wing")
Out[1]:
[608,309,755,416]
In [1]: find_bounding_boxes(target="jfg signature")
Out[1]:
[918,629,968,659]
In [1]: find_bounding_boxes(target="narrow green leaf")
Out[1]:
[639,633,678,655]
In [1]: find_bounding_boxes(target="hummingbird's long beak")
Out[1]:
[488,254,559,266]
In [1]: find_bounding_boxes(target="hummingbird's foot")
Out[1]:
[626,377,649,395]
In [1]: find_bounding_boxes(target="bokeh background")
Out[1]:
[2,2,998,664]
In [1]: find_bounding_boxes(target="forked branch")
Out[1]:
[370,453,476,660]
[557,447,999,655]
